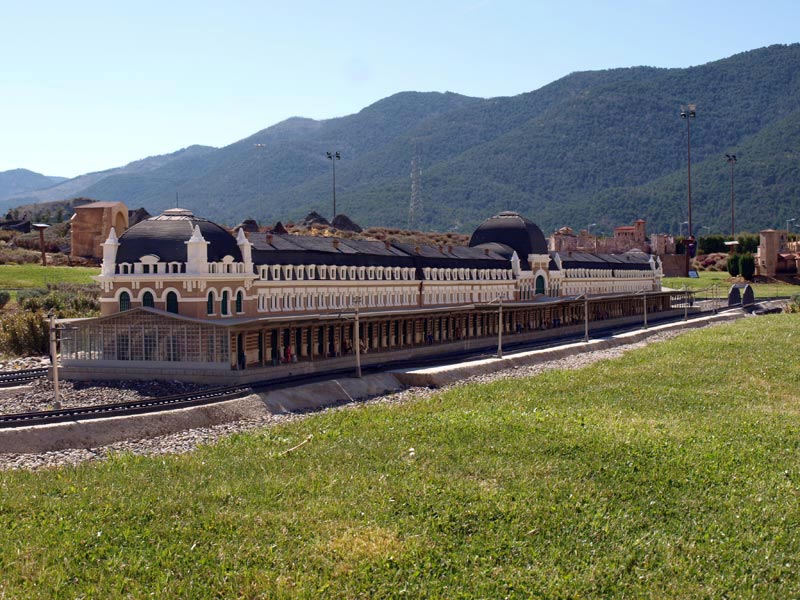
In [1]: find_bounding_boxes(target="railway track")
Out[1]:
[0,368,49,388]
[0,385,251,429]
[0,306,744,431]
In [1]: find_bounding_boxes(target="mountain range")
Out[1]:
[3,43,800,236]
[0,169,67,202]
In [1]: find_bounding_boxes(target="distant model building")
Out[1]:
[60,209,667,383]
[70,201,129,260]
[613,219,647,251]
[756,229,799,277]
[550,219,662,254]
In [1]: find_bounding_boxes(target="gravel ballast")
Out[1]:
[0,330,683,470]
[0,327,703,471]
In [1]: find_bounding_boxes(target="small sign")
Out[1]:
[688,270,700,278]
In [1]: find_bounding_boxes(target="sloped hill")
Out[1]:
[1,145,216,211]
[6,44,800,234]
[0,169,66,202]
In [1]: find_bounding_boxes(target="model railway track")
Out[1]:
[0,306,741,430]
[0,385,252,429]
[0,368,49,388]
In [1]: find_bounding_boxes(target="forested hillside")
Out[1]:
[5,44,800,234]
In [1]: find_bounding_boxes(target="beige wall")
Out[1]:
[72,203,129,259]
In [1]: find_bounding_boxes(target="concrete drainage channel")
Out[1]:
[0,310,745,454]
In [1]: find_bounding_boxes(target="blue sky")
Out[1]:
[2,0,798,178]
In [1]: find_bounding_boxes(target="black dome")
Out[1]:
[116,208,242,264]
[469,211,548,258]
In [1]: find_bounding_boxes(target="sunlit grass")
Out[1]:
[664,270,800,298]
[1,315,799,598]
[0,264,99,290]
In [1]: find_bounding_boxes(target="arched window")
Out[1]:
[235,291,243,313]
[142,291,154,308]
[535,275,546,295]
[166,291,179,314]
[221,291,229,316]
[207,292,214,315]
[119,291,131,312]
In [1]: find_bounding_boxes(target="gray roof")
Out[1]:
[249,233,511,273]
[116,210,242,264]
[469,211,549,261]
[552,251,653,271]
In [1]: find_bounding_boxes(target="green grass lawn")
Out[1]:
[2,315,800,598]
[664,270,800,299]
[0,264,99,291]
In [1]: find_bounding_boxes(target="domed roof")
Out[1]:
[469,211,548,258]
[116,208,242,264]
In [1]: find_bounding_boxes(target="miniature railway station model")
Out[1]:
[59,209,680,384]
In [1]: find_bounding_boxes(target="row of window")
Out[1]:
[120,291,178,313]
[117,260,246,276]
[116,261,513,283]
[257,264,513,282]
[207,290,243,316]
[258,264,415,282]
[208,262,247,274]
[564,268,651,278]
[117,262,184,275]
[256,290,419,312]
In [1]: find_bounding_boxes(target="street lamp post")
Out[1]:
[326,151,341,220]
[497,297,503,358]
[577,294,589,342]
[353,296,362,378]
[786,218,796,235]
[681,104,696,274]
[636,290,648,329]
[49,313,60,408]
[682,286,689,321]
[254,143,267,221]
[486,295,504,358]
[726,154,737,238]
[32,223,49,267]
[587,222,597,252]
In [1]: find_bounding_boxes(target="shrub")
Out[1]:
[788,294,800,313]
[0,290,10,309]
[739,253,756,280]
[698,235,728,254]
[0,247,42,265]
[736,234,759,254]
[0,310,49,356]
[727,254,740,277]
[17,284,99,318]
[17,288,48,305]
[14,234,61,253]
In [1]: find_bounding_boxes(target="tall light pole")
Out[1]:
[254,143,267,222]
[49,313,61,409]
[787,218,797,236]
[577,294,589,342]
[726,154,737,238]
[326,151,341,220]
[681,104,696,274]
[353,296,362,378]
[497,296,504,359]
